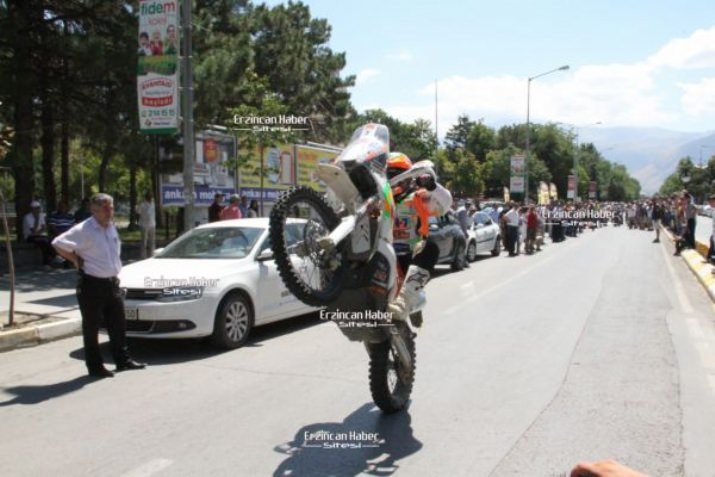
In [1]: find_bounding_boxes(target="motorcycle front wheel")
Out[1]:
[269,186,347,307]
[367,321,416,413]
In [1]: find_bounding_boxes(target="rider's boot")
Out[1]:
[388,265,430,327]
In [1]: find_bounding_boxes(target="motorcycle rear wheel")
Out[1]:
[368,321,415,413]
[269,186,347,307]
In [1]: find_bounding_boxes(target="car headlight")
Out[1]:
[157,286,204,302]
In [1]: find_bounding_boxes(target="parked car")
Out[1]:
[466,211,501,261]
[118,218,318,349]
[428,212,468,271]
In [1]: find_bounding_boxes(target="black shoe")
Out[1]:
[116,359,146,371]
[653,238,660,243]
[88,367,114,379]
[673,251,681,256]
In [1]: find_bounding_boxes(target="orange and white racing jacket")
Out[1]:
[392,183,452,257]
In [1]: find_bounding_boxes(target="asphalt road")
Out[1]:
[1,226,715,477]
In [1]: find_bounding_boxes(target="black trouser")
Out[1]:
[709,236,715,264]
[76,274,130,371]
[686,218,696,249]
[506,225,518,255]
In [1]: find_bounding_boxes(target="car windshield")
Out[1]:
[156,226,264,259]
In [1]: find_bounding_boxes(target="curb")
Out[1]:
[660,225,715,303]
[0,316,81,353]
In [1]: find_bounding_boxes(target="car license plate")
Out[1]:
[125,308,139,320]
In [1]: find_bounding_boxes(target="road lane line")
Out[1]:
[660,242,694,313]
[120,458,173,477]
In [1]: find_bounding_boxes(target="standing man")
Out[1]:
[208,192,225,223]
[136,192,156,259]
[239,195,249,219]
[651,198,664,243]
[504,202,519,257]
[52,193,146,378]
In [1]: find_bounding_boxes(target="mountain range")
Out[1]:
[578,127,715,195]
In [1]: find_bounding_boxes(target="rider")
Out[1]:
[386,152,452,327]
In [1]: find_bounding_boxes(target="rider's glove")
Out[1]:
[416,174,436,191]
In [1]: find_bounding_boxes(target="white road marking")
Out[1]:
[120,459,173,477]
[660,243,694,313]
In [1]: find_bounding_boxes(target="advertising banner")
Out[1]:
[510,154,526,175]
[159,131,237,206]
[567,175,576,199]
[589,181,598,199]
[137,0,180,134]
[503,186,510,203]
[538,182,549,205]
[510,175,525,194]
[296,144,340,192]
[238,144,295,201]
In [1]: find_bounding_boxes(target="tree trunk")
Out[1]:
[41,83,57,213]
[60,21,70,203]
[8,0,38,239]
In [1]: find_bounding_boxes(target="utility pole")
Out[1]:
[181,0,195,231]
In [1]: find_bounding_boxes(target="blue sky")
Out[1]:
[265,0,715,135]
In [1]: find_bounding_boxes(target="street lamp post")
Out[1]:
[699,145,711,168]
[572,121,602,202]
[525,65,569,203]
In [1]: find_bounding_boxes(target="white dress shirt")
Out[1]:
[52,217,122,278]
[23,212,47,238]
[505,209,519,226]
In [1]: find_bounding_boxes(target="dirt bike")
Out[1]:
[269,124,419,413]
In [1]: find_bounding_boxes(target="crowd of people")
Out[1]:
[208,193,260,222]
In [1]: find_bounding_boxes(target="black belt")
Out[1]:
[80,272,119,285]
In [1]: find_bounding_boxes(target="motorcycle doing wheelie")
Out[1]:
[269,124,423,413]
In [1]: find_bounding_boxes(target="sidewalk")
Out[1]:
[661,225,715,303]
[0,268,82,352]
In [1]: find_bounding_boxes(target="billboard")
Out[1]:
[510,154,526,175]
[137,0,180,134]
[589,181,598,199]
[160,131,237,206]
[567,175,577,199]
[296,144,340,192]
[238,144,296,202]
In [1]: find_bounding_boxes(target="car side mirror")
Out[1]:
[256,249,274,261]
[152,248,164,257]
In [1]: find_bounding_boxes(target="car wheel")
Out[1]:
[466,241,477,262]
[491,236,501,257]
[211,292,254,349]
[451,242,466,271]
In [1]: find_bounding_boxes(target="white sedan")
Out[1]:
[118,218,318,349]
[465,211,501,261]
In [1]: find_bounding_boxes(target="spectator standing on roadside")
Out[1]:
[247,199,259,218]
[208,193,225,223]
[526,206,538,254]
[23,200,54,266]
[684,192,697,248]
[52,193,146,378]
[651,199,664,243]
[455,200,470,239]
[220,194,243,220]
[504,202,519,257]
[239,195,249,218]
[136,192,156,259]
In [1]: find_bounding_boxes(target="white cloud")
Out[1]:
[648,26,715,69]
[355,68,380,85]
[678,77,715,116]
